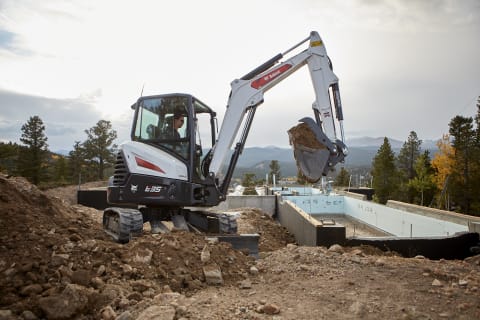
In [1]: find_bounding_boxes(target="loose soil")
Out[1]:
[288,123,326,149]
[1,174,479,319]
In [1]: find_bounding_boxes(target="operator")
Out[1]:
[172,112,185,139]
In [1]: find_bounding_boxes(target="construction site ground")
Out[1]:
[1,175,480,320]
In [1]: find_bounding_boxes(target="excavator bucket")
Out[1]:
[288,117,336,183]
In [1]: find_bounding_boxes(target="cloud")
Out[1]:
[0,88,113,151]
[0,0,478,151]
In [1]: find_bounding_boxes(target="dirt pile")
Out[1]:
[234,208,296,252]
[288,122,326,149]
[0,175,256,319]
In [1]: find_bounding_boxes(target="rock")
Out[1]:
[239,279,252,289]
[432,279,443,287]
[58,265,73,278]
[262,303,281,315]
[328,244,344,253]
[458,279,468,287]
[97,265,106,276]
[20,284,43,296]
[99,306,116,320]
[249,266,259,275]
[136,305,176,320]
[4,268,16,277]
[51,254,70,267]
[91,277,105,289]
[38,284,92,319]
[116,311,133,320]
[374,258,386,266]
[131,279,153,292]
[121,264,133,277]
[350,249,363,256]
[133,248,153,264]
[20,263,33,273]
[203,264,223,285]
[0,310,13,320]
[348,300,366,316]
[200,245,210,263]
[71,269,91,286]
[21,310,38,320]
[143,288,156,298]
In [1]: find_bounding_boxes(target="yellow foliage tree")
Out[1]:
[431,134,455,191]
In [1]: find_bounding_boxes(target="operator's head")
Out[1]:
[173,112,185,129]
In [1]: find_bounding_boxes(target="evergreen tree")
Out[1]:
[82,120,117,180]
[448,115,477,214]
[371,137,398,204]
[18,116,49,184]
[241,173,257,195]
[334,167,350,187]
[0,142,21,175]
[268,160,281,184]
[397,131,422,202]
[52,154,68,184]
[68,141,88,183]
[408,151,437,206]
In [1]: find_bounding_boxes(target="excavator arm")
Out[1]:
[207,31,347,192]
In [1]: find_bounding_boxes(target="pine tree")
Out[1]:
[268,160,281,184]
[408,151,437,206]
[241,173,257,195]
[371,137,398,204]
[18,116,49,184]
[82,120,117,180]
[448,115,476,214]
[334,167,350,187]
[397,131,422,202]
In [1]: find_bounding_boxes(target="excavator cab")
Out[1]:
[131,93,216,181]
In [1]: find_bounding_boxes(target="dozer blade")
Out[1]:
[288,117,335,182]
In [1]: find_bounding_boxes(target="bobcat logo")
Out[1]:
[130,184,138,194]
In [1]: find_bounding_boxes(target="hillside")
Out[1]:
[232,139,440,179]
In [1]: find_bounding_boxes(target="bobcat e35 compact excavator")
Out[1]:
[103,31,348,243]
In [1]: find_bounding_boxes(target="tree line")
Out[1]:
[335,98,480,216]
[0,116,118,188]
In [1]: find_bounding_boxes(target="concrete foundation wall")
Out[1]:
[277,200,322,246]
[387,200,480,227]
[213,195,276,216]
[276,199,345,247]
[344,197,467,237]
[282,195,344,214]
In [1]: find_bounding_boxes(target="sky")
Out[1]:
[0,0,479,152]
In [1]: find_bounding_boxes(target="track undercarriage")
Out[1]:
[103,206,238,244]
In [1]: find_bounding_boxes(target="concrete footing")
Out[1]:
[346,232,479,260]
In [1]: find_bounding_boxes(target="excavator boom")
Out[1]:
[207,31,347,188]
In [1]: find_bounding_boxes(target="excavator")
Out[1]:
[103,31,348,242]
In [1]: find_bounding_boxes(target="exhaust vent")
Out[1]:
[112,151,129,185]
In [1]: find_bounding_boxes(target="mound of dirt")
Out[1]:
[234,208,296,252]
[0,175,255,319]
[288,122,326,149]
